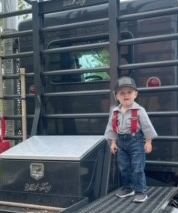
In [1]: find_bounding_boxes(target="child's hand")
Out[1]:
[144,140,152,153]
[111,141,118,155]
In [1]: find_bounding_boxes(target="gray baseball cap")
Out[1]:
[114,76,137,93]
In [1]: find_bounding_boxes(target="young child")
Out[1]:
[104,76,157,203]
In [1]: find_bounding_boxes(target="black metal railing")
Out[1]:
[0,0,178,172]
[117,0,178,174]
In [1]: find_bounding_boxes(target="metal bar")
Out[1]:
[42,33,109,47]
[100,142,112,196]
[1,115,33,120]
[43,67,109,76]
[108,0,120,105]
[6,85,178,99]
[3,95,34,100]
[3,74,19,80]
[43,42,109,54]
[119,7,178,22]
[0,30,32,39]
[154,136,178,141]
[3,72,34,80]
[0,58,4,117]
[43,80,109,86]
[42,18,109,33]
[25,72,34,77]
[31,1,43,136]
[39,0,108,14]
[44,89,110,97]
[5,135,23,140]
[44,113,109,119]
[0,201,64,212]
[4,83,178,94]
[138,85,178,93]
[4,135,178,141]
[20,68,27,141]
[1,51,33,60]
[146,160,178,167]
[0,9,32,18]
[119,60,178,70]
[3,95,20,100]
[4,113,178,120]
[119,33,178,46]
[94,142,106,198]
[148,111,178,117]
[3,89,110,99]
[44,111,178,119]
[104,1,120,200]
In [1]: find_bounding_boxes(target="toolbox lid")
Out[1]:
[0,136,104,161]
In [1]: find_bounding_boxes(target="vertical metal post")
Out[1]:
[100,141,112,196]
[0,57,4,143]
[31,1,45,136]
[108,0,120,106]
[0,58,4,118]
[2,0,18,143]
[20,68,27,141]
[101,0,121,195]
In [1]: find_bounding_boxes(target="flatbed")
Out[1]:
[68,187,178,213]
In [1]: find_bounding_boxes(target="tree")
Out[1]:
[0,0,31,31]
[18,0,31,20]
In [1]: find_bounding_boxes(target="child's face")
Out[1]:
[116,87,138,108]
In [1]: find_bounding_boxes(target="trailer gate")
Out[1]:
[0,0,178,159]
[0,0,177,165]
[0,0,178,212]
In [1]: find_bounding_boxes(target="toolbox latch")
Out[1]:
[30,163,44,180]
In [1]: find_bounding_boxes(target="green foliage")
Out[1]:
[79,49,111,81]
[0,18,2,31]
[18,0,30,20]
[0,0,31,53]
[18,0,25,10]
[0,0,30,30]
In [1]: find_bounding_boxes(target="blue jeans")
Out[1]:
[117,132,146,193]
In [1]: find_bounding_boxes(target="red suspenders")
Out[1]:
[131,109,139,136]
[112,109,139,135]
[112,111,119,134]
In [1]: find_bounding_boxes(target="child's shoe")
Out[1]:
[133,193,148,203]
[116,187,135,198]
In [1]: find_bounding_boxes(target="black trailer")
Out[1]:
[17,0,178,189]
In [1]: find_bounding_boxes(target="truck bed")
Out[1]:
[0,187,176,212]
[67,187,178,213]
